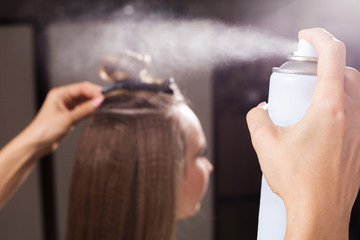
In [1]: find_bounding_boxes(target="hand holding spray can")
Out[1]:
[257,39,318,239]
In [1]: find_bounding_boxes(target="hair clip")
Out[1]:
[102,77,175,95]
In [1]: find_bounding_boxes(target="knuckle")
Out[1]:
[252,125,273,142]
[246,108,256,125]
[80,81,91,88]
[246,109,254,122]
[47,89,58,98]
[316,27,326,32]
[323,99,347,123]
[326,40,346,53]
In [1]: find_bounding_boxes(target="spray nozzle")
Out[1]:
[293,39,318,58]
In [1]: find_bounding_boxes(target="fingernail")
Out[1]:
[92,95,105,107]
[257,101,268,110]
[257,102,266,107]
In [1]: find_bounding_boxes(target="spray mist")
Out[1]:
[257,39,318,239]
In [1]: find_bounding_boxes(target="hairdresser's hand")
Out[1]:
[25,81,104,154]
[247,28,360,240]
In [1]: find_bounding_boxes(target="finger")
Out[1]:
[344,67,360,102]
[64,81,102,96]
[299,28,346,99]
[69,95,104,124]
[57,82,103,107]
[246,103,276,151]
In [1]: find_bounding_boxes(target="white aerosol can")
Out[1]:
[257,39,318,240]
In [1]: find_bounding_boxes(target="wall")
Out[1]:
[0,24,42,240]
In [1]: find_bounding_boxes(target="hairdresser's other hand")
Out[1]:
[247,28,360,240]
[25,81,104,154]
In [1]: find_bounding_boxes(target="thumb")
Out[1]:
[69,95,104,124]
[246,103,276,150]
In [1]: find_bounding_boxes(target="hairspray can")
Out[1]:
[257,39,318,239]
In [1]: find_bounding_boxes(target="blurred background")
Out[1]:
[1,0,360,239]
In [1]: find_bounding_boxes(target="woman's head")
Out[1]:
[174,103,213,219]
[67,88,212,240]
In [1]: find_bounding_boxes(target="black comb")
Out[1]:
[102,78,175,95]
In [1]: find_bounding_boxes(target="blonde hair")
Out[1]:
[66,89,186,240]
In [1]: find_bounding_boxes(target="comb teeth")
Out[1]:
[102,78,174,95]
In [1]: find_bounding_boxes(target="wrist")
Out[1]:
[20,122,53,158]
[285,199,350,240]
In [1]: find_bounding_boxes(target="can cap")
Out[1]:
[293,39,318,58]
